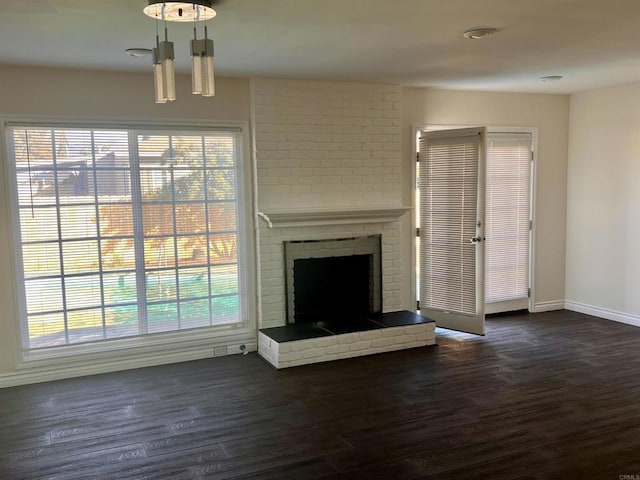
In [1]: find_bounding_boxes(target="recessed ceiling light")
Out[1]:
[463,28,498,40]
[125,48,152,58]
[540,75,563,82]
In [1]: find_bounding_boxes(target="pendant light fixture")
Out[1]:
[191,25,215,97]
[152,27,176,103]
[144,1,217,103]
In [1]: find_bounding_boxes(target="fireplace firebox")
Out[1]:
[284,235,382,325]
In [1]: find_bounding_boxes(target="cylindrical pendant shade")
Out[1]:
[157,35,176,102]
[202,56,215,97]
[192,55,203,94]
[162,58,176,101]
[154,63,166,103]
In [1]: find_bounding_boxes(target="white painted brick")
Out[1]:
[303,348,327,359]
[397,334,417,344]
[405,324,427,334]
[380,345,398,353]
[416,332,436,342]
[314,337,336,348]
[359,330,382,340]
[327,344,351,355]
[404,324,427,335]
[382,327,405,338]
[277,352,296,363]
[289,340,315,352]
[371,337,397,348]
[337,333,359,345]
[349,341,372,351]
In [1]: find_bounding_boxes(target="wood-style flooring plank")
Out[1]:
[1,310,640,479]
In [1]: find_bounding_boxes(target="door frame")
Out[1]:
[411,125,538,316]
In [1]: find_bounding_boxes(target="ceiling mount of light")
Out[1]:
[143,1,217,22]
[463,28,498,40]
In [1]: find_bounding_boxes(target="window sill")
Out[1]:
[17,322,255,371]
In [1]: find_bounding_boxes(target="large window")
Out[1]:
[8,125,250,352]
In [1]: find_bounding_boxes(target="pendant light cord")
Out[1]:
[193,2,198,39]
[162,2,168,38]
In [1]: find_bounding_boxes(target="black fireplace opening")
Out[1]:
[292,254,372,324]
[284,235,382,327]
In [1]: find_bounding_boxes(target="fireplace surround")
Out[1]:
[259,234,435,369]
[256,209,435,369]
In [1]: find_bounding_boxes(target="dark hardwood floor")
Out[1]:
[1,309,640,479]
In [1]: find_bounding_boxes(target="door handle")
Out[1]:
[470,236,483,244]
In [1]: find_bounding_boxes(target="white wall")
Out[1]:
[0,66,250,120]
[566,82,640,325]
[0,66,251,379]
[402,87,570,310]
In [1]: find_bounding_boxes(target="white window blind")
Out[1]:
[419,131,480,316]
[9,126,248,351]
[485,133,531,303]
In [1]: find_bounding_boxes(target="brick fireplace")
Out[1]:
[255,210,435,369]
[251,78,435,368]
[257,214,405,330]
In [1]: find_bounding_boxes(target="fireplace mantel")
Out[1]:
[258,206,411,228]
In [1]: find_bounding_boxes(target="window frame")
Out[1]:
[2,117,257,368]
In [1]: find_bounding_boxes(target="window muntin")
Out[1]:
[10,126,246,351]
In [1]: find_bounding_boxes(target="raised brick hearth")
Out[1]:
[258,310,436,369]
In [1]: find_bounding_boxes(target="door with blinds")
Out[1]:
[484,132,532,314]
[419,128,486,334]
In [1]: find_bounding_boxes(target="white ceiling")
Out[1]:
[2,0,640,94]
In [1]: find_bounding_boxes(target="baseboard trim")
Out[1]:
[565,301,640,328]
[0,341,257,389]
[532,300,565,312]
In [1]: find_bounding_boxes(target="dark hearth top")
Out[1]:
[259,310,434,343]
